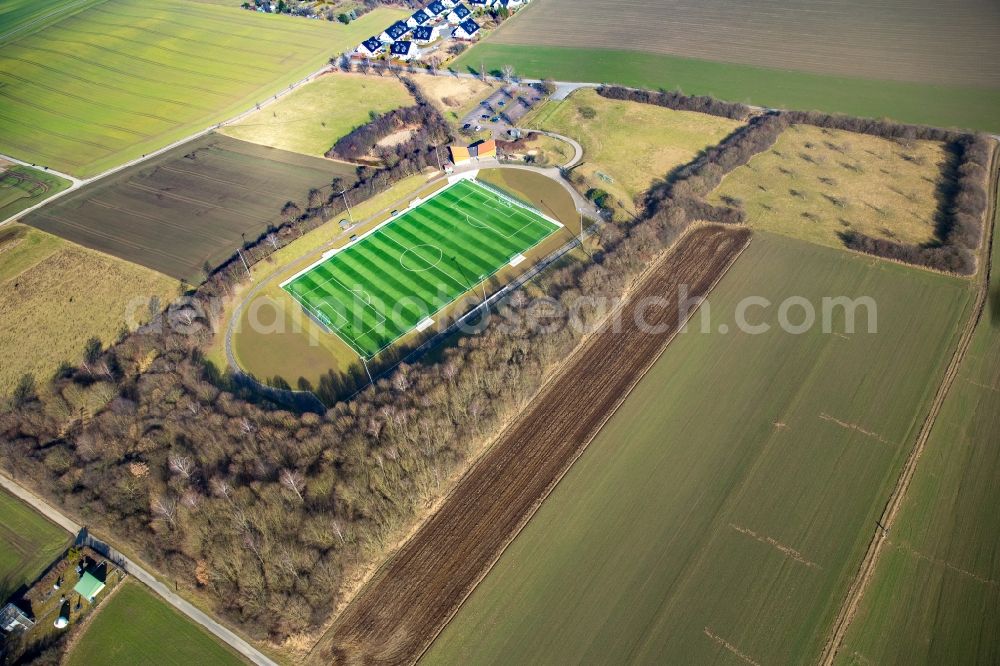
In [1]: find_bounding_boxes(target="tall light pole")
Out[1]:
[337,189,354,224]
[360,354,374,386]
[238,233,252,280]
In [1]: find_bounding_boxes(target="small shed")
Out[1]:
[0,603,34,633]
[74,571,106,603]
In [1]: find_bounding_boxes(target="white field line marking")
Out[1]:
[380,228,471,295]
[471,179,564,228]
[294,270,387,345]
[280,179,470,289]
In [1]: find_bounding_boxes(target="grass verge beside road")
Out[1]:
[454,44,1000,133]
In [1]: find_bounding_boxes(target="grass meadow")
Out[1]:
[0,0,407,176]
[65,581,243,666]
[522,88,742,214]
[0,224,177,397]
[454,44,1000,133]
[0,488,71,599]
[709,124,949,249]
[0,164,71,220]
[836,193,1000,665]
[424,231,973,665]
[220,73,414,158]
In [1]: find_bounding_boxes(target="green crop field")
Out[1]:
[283,178,561,358]
[220,73,414,158]
[424,232,973,664]
[65,581,243,666]
[454,44,1000,133]
[0,487,71,599]
[0,0,407,177]
[836,196,1000,665]
[0,164,71,220]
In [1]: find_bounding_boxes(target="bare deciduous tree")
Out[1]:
[280,469,306,502]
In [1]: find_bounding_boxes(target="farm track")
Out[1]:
[309,225,752,665]
[821,142,1000,664]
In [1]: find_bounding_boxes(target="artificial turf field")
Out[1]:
[282,178,561,358]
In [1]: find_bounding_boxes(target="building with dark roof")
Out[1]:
[380,20,411,43]
[357,36,385,57]
[407,9,431,28]
[412,25,439,44]
[453,18,481,40]
[426,0,447,16]
[389,40,418,61]
[447,3,472,24]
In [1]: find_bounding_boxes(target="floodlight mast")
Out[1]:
[360,353,374,386]
[338,189,354,224]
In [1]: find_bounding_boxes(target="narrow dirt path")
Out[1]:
[308,225,752,665]
[820,141,1000,665]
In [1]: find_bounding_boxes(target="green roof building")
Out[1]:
[73,572,105,603]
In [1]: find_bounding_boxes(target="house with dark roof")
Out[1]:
[468,0,488,6]
[447,3,471,24]
[453,18,481,40]
[389,40,419,61]
[426,0,447,18]
[407,9,431,28]
[379,20,411,43]
[356,36,385,57]
[412,25,440,44]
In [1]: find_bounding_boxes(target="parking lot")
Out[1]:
[460,83,547,139]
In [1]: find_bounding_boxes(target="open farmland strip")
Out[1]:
[0,52,226,101]
[0,70,182,122]
[821,138,1000,665]
[310,225,751,664]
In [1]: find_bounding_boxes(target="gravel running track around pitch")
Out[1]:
[282,178,560,359]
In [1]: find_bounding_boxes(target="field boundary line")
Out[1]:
[412,225,753,664]
[821,139,1000,664]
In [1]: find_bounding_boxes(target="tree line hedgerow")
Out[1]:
[599,85,993,274]
[0,80,993,655]
[0,117,706,645]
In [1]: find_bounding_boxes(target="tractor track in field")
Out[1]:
[821,140,1000,664]
[308,224,752,665]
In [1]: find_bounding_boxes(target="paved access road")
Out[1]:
[0,472,278,666]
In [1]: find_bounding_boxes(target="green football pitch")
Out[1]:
[282,178,562,358]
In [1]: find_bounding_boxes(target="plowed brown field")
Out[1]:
[309,225,753,665]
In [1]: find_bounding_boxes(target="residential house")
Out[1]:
[390,40,419,61]
[447,3,472,24]
[426,0,448,19]
[412,25,440,44]
[453,18,481,40]
[379,20,411,43]
[406,9,431,28]
[356,36,385,57]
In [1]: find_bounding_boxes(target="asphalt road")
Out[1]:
[0,471,277,666]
